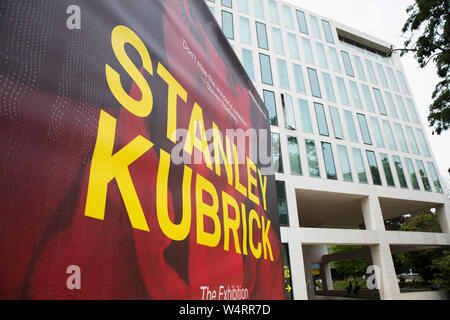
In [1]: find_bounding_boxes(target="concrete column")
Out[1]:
[319,262,333,293]
[324,262,334,291]
[288,240,308,300]
[369,242,400,300]
[437,202,450,234]
[360,196,386,231]
[285,182,300,228]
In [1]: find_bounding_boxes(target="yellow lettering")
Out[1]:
[241,203,248,256]
[157,63,188,143]
[105,25,153,117]
[247,157,259,205]
[156,149,192,241]
[261,216,274,261]
[184,103,213,170]
[212,123,233,186]
[222,191,241,254]
[248,209,261,259]
[257,169,268,211]
[84,110,153,231]
[196,174,220,247]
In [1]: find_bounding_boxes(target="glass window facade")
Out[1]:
[328,47,341,73]
[354,55,366,81]
[309,15,322,39]
[259,53,273,85]
[352,148,368,183]
[382,120,397,151]
[302,37,314,64]
[397,70,410,95]
[384,92,398,119]
[427,162,443,193]
[272,27,284,54]
[239,17,251,45]
[361,85,375,113]
[263,89,277,126]
[405,126,420,155]
[376,63,389,88]
[386,67,400,92]
[416,160,432,192]
[349,81,363,109]
[287,33,300,59]
[305,139,320,177]
[268,0,280,24]
[357,113,372,145]
[254,0,264,19]
[299,98,313,133]
[344,110,359,142]
[314,102,329,136]
[287,136,302,175]
[393,155,408,188]
[370,117,385,148]
[336,77,350,106]
[316,42,329,69]
[341,51,354,77]
[406,98,420,124]
[416,128,431,157]
[393,123,409,153]
[366,150,382,186]
[272,132,283,173]
[277,58,290,89]
[222,11,234,39]
[329,106,344,139]
[282,5,295,30]
[365,60,378,85]
[322,142,338,180]
[307,68,322,98]
[242,48,254,80]
[282,93,296,129]
[276,181,289,226]
[373,88,387,115]
[238,0,249,13]
[295,9,309,34]
[322,72,336,102]
[322,19,335,43]
[395,95,409,122]
[222,0,232,8]
[256,22,269,49]
[380,153,395,186]
[293,64,307,94]
[405,158,420,190]
[337,145,353,181]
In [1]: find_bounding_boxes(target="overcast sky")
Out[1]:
[283,0,449,189]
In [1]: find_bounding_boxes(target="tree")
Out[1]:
[391,0,449,135]
[395,212,444,282]
[328,245,366,280]
[432,249,450,289]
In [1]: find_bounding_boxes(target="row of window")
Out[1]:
[209,0,335,45]
[263,90,431,157]
[274,137,443,225]
[272,133,440,191]
[214,3,410,95]
[239,49,417,125]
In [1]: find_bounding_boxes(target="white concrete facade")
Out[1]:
[206,0,450,299]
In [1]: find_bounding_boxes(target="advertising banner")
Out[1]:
[0,0,283,299]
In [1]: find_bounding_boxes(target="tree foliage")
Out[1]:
[394,212,445,283]
[396,0,450,135]
[328,245,366,280]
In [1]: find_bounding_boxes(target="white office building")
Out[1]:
[206,0,450,300]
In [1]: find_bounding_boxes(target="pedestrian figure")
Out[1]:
[354,281,360,295]
[346,280,353,294]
